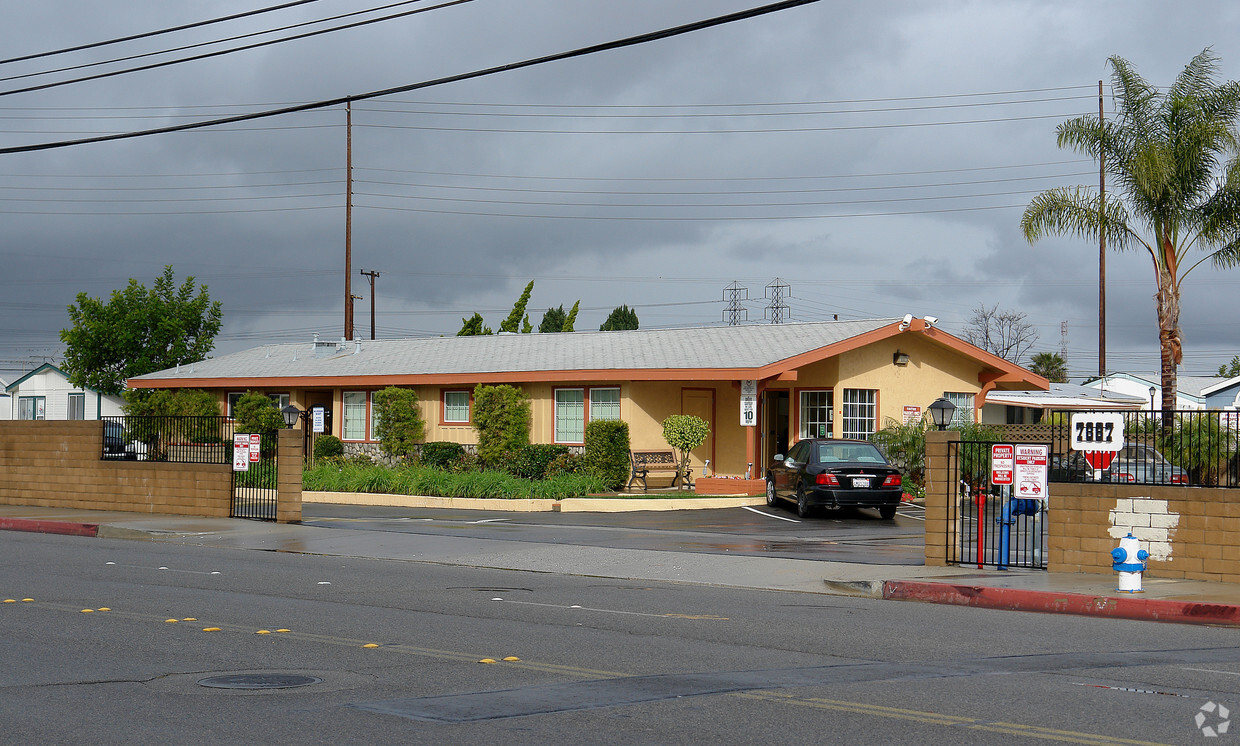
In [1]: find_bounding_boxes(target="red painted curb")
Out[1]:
[0,518,99,538]
[883,580,1240,626]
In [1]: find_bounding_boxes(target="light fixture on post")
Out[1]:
[1148,385,1157,413]
[281,404,302,429]
[893,351,910,366]
[928,397,957,431]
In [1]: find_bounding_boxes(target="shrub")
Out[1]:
[233,391,284,456]
[545,452,584,477]
[661,414,711,485]
[421,441,466,469]
[473,384,531,467]
[314,434,344,459]
[584,420,631,489]
[301,462,607,499]
[372,386,425,459]
[508,444,570,479]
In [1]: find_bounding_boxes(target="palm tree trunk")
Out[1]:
[1156,269,1181,434]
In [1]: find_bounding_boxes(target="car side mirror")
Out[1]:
[784,458,797,468]
[773,454,784,462]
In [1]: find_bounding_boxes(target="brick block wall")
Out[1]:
[0,421,231,517]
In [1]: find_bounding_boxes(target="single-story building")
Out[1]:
[5,363,125,420]
[980,382,1147,424]
[1081,372,1230,412]
[1202,375,1240,410]
[127,318,1047,476]
[0,376,10,420]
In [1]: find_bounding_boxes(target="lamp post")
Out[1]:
[281,404,302,430]
[928,397,957,431]
[1148,385,1157,413]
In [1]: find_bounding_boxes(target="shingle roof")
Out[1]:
[130,319,899,383]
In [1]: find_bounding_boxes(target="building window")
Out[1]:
[266,393,289,410]
[841,389,876,439]
[589,387,621,422]
[443,390,471,423]
[555,388,585,443]
[370,392,382,441]
[18,396,45,420]
[798,389,833,439]
[227,392,244,418]
[67,393,85,420]
[944,391,974,427]
[343,391,368,440]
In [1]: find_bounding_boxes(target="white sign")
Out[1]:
[232,434,251,472]
[740,380,757,427]
[312,407,325,434]
[1069,412,1124,452]
[1014,444,1048,498]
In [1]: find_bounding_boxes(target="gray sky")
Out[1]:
[3,0,1239,383]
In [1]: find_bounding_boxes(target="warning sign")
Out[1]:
[232,434,251,472]
[1014,444,1048,499]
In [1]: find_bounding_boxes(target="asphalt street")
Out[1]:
[3,530,1240,744]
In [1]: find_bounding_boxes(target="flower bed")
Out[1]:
[694,476,766,496]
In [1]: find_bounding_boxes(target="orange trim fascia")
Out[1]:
[756,323,901,379]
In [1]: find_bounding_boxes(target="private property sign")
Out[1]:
[991,444,1014,485]
[1014,444,1049,499]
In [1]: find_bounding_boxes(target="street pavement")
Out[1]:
[3,501,1240,626]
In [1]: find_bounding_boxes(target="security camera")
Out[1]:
[899,313,913,331]
[923,316,938,328]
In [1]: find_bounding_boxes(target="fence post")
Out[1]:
[924,429,961,566]
[276,429,303,524]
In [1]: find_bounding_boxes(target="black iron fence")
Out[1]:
[1046,409,1240,488]
[946,440,1048,569]
[101,416,233,463]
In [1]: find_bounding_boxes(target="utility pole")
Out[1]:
[344,101,355,340]
[360,269,380,340]
[1098,80,1106,378]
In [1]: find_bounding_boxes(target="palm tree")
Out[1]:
[1022,49,1240,422]
[1029,352,1068,383]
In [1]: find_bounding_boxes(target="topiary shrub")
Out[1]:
[584,419,631,490]
[372,386,425,459]
[508,444,570,479]
[314,434,344,459]
[473,384,531,468]
[421,441,465,469]
[661,414,711,486]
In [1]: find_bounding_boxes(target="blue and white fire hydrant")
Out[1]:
[1111,533,1150,593]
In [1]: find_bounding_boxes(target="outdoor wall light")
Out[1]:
[281,404,302,429]
[893,351,910,366]
[928,397,957,431]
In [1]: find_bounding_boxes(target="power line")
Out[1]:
[0,0,825,154]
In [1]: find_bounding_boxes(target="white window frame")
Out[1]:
[266,393,290,410]
[798,389,833,439]
[944,391,975,427]
[841,388,876,439]
[554,388,586,444]
[442,390,471,424]
[67,392,86,420]
[343,391,368,441]
[18,396,45,420]
[589,387,621,422]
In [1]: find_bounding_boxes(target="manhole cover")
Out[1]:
[197,674,322,690]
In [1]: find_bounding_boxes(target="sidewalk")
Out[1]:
[3,504,1240,626]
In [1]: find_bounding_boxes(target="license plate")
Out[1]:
[851,477,871,488]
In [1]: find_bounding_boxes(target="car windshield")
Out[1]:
[816,442,887,465]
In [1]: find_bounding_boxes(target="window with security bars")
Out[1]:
[841,389,876,439]
[443,391,470,423]
[944,391,974,427]
[555,389,585,443]
[799,390,833,439]
[589,388,620,421]
[343,391,367,440]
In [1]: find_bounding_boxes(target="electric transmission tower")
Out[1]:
[722,281,749,325]
[764,277,791,324]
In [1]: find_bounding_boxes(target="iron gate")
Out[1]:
[231,429,279,521]
[945,440,1048,569]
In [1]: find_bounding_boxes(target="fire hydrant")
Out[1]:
[1111,533,1150,593]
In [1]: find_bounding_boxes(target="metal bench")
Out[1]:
[627,450,691,491]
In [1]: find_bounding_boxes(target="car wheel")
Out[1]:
[765,478,778,507]
[879,505,897,520]
[796,485,812,518]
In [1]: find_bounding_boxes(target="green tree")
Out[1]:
[233,391,283,456]
[372,386,425,459]
[661,414,710,486]
[122,388,220,418]
[472,384,531,466]
[457,312,492,336]
[1022,50,1240,422]
[60,265,222,395]
[1029,351,1069,383]
[1218,355,1240,377]
[583,419,631,490]
[539,305,567,333]
[562,300,580,332]
[521,314,533,334]
[600,304,639,331]
[499,281,534,333]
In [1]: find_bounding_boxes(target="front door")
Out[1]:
[681,388,715,476]
[763,390,790,465]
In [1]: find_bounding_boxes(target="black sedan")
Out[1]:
[765,438,903,519]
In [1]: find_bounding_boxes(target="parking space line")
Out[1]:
[741,506,800,523]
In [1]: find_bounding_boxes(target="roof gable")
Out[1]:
[4,363,69,393]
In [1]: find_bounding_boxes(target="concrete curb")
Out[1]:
[0,517,98,537]
[883,580,1240,626]
[822,579,884,598]
[301,491,765,512]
